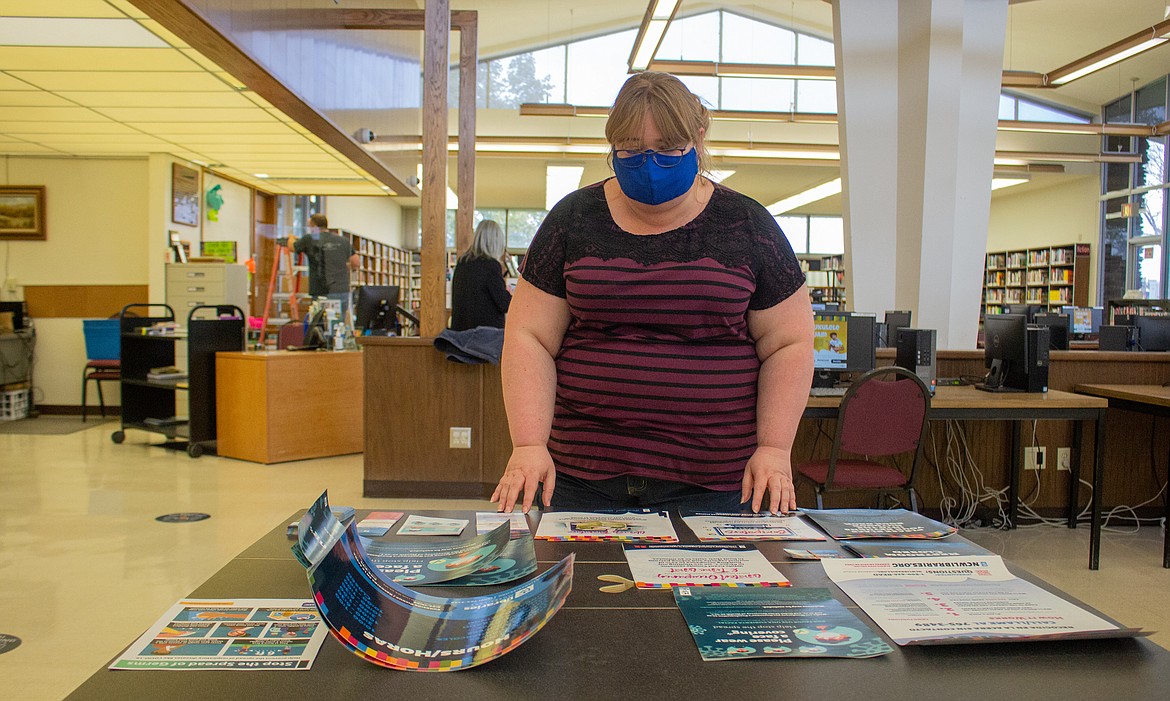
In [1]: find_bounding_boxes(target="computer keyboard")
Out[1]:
[808,386,848,397]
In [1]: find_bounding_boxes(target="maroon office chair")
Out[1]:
[797,366,932,511]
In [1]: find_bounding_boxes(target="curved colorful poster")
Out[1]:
[292,492,574,671]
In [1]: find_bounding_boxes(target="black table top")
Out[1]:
[67,510,1170,700]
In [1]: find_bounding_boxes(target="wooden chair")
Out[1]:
[797,366,932,511]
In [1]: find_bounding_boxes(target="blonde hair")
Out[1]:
[605,72,712,173]
[463,219,506,263]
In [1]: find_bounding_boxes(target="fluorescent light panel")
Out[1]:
[0,18,168,47]
[991,177,1029,191]
[546,164,584,210]
[1049,38,1168,85]
[631,20,668,70]
[767,178,842,215]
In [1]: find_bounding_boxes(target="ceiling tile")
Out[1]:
[0,92,74,107]
[0,0,125,17]
[0,73,38,90]
[135,19,189,49]
[58,91,255,108]
[194,145,329,156]
[0,142,62,153]
[93,106,278,122]
[103,0,149,19]
[0,47,198,71]
[1,106,110,122]
[132,121,300,135]
[8,70,227,92]
[22,133,166,145]
[0,120,138,134]
[178,48,224,73]
[178,134,317,146]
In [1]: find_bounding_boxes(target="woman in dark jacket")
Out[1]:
[450,219,512,330]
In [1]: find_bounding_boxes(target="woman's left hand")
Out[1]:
[741,445,798,514]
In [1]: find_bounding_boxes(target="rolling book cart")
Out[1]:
[111,303,245,457]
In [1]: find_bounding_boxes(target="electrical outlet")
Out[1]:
[1024,446,1046,470]
[1057,447,1071,471]
[449,426,472,449]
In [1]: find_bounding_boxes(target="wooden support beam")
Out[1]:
[455,14,477,256]
[129,0,416,197]
[421,0,451,338]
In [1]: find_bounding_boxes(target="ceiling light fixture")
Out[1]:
[990,177,1030,191]
[1046,18,1170,85]
[647,59,836,80]
[766,178,842,216]
[545,164,585,210]
[628,0,681,71]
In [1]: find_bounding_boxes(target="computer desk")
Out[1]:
[1073,383,1170,568]
[66,509,1170,700]
[805,386,1109,569]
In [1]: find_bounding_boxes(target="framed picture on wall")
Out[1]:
[0,186,46,240]
[172,163,200,226]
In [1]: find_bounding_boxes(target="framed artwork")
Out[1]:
[0,186,46,240]
[172,163,200,226]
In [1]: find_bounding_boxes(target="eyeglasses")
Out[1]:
[613,146,689,167]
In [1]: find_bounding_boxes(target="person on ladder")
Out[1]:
[282,213,360,312]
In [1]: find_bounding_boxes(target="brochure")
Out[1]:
[292,491,574,671]
[109,599,329,670]
[357,511,404,537]
[801,508,957,540]
[682,512,826,541]
[822,556,1146,645]
[623,544,789,588]
[438,513,538,587]
[673,587,893,660]
[535,510,679,542]
[363,521,511,585]
[844,540,991,558]
[397,514,469,536]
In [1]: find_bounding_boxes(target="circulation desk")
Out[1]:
[215,350,362,463]
[65,510,1170,700]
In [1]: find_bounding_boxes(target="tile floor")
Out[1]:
[1,419,1167,700]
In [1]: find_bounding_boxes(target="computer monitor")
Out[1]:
[1134,315,1170,352]
[1003,303,1042,323]
[883,310,911,347]
[980,313,1028,391]
[354,285,401,335]
[811,312,876,388]
[1062,306,1103,337]
[1033,313,1071,351]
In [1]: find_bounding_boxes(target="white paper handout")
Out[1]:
[821,556,1144,645]
[535,510,678,542]
[623,544,789,588]
[682,512,827,541]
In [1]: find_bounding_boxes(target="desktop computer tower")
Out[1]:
[1023,325,1050,393]
[1098,325,1138,351]
[895,328,936,392]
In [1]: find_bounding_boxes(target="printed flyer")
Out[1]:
[535,510,679,542]
[801,508,957,540]
[821,556,1145,645]
[363,521,511,585]
[109,599,329,670]
[623,544,789,588]
[293,491,574,671]
[682,512,827,541]
[437,513,538,587]
[673,587,893,660]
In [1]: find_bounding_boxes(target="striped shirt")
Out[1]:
[520,180,805,491]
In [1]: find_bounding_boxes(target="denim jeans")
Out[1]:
[547,472,744,513]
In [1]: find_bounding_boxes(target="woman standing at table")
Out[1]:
[492,71,814,515]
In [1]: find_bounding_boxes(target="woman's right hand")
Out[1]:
[491,445,556,513]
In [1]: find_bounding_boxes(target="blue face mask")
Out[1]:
[612,147,698,205]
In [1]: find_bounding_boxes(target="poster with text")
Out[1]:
[821,556,1144,645]
[623,544,789,588]
[682,512,826,541]
[673,587,892,660]
[535,510,678,542]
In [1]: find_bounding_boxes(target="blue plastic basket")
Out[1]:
[82,319,120,360]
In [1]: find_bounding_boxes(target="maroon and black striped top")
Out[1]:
[520,180,805,491]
